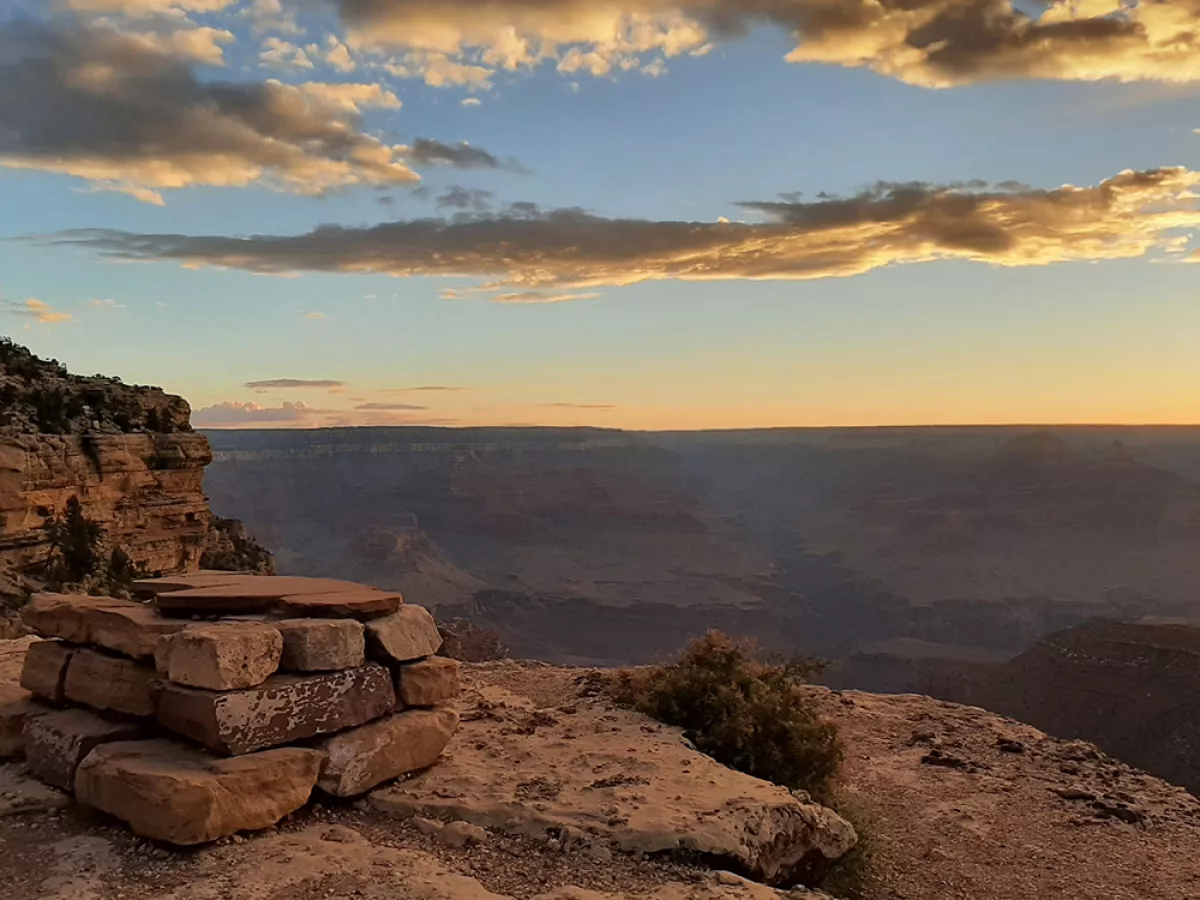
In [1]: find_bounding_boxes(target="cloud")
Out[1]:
[243,379,347,389]
[108,22,236,66]
[380,385,471,393]
[490,290,602,303]
[260,37,314,68]
[1,298,74,324]
[297,81,402,112]
[302,311,328,319]
[379,52,495,89]
[192,400,318,426]
[461,97,482,107]
[436,186,494,211]
[63,0,236,14]
[328,1,1200,88]
[354,401,429,410]
[540,402,615,410]
[241,0,304,37]
[0,18,417,203]
[319,33,358,72]
[56,167,1200,291]
[406,139,509,170]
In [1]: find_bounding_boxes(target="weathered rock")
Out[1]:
[162,623,283,691]
[24,708,146,791]
[22,594,187,659]
[277,619,365,672]
[0,696,51,759]
[19,639,74,702]
[276,591,402,620]
[0,762,70,816]
[63,648,157,717]
[157,664,396,755]
[75,740,322,845]
[366,606,442,664]
[372,681,856,885]
[316,707,459,797]
[396,657,461,707]
[152,575,387,616]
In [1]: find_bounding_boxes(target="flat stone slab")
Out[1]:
[151,576,390,616]
[366,606,442,664]
[20,639,74,703]
[157,664,396,755]
[63,648,157,717]
[25,708,147,791]
[23,594,187,659]
[396,657,461,707]
[316,707,459,797]
[159,623,282,690]
[276,590,402,620]
[278,619,365,672]
[76,740,322,845]
[371,677,856,884]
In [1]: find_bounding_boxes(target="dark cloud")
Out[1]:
[328,1,1200,87]
[0,17,417,203]
[436,186,495,211]
[244,378,347,389]
[407,138,521,171]
[46,168,1200,290]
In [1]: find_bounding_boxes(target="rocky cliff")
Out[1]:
[0,339,268,610]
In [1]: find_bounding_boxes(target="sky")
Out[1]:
[2,1,1200,430]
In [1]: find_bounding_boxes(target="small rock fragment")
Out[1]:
[365,606,442,664]
[438,820,487,847]
[396,657,460,707]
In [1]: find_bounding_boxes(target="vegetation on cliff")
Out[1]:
[0,338,191,434]
[613,631,842,797]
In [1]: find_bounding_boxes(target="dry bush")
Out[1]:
[612,630,841,797]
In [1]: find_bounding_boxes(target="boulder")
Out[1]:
[75,740,322,845]
[0,696,51,759]
[277,619,365,672]
[396,657,461,707]
[150,575,390,616]
[365,606,442,664]
[24,708,147,791]
[372,682,857,885]
[162,623,283,691]
[315,707,459,797]
[63,648,157,717]
[276,591,402,620]
[22,594,187,659]
[19,639,74,703]
[157,664,396,755]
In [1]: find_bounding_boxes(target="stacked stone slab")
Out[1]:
[0,574,461,845]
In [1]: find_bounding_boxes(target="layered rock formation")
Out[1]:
[0,340,269,606]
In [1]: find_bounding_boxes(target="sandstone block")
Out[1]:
[366,606,442,664]
[24,709,146,791]
[316,707,459,797]
[23,594,187,659]
[157,664,396,755]
[19,640,75,703]
[278,619,365,672]
[75,740,322,845]
[64,648,157,717]
[276,591,401,620]
[163,623,282,691]
[150,575,383,616]
[0,697,52,759]
[396,657,461,707]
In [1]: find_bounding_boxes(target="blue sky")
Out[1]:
[3,1,1200,428]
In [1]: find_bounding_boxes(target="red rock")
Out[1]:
[63,648,157,717]
[276,591,401,620]
[19,640,74,703]
[22,594,187,659]
[75,740,322,845]
[152,576,383,616]
[396,657,461,707]
[365,606,442,664]
[0,696,51,760]
[315,707,459,797]
[156,664,396,755]
[24,709,147,791]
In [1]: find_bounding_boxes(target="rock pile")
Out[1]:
[0,573,460,845]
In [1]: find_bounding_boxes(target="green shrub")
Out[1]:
[612,631,841,797]
[43,496,102,586]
